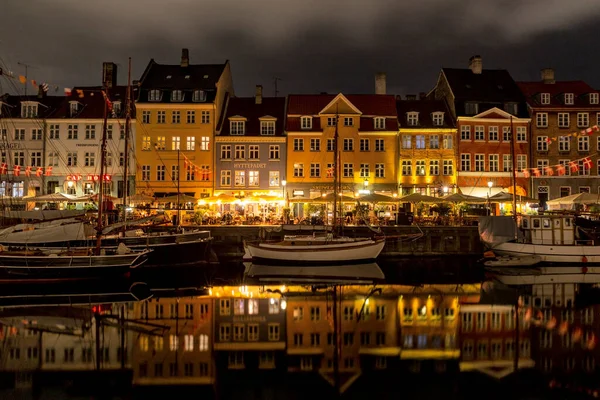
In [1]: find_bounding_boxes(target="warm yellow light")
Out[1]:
[209,288,213,296]
[281,300,287,310]
[365,298,370,305]
[280,285,286,293]
[270,298,275,305]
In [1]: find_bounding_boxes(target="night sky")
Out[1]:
[1,0,600,97]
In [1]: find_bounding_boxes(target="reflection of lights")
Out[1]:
[393,193,398,197]
[487,181,493,188]
[281,299,287,310]
[67,181,74,188]
[209,288,213,296]
[421,305,427,315]
[443,186,449,194]
[365,298,370,305]
[280,285,286,293]
[270,298,275,305]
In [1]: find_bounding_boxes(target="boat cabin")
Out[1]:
[520,215,577,245]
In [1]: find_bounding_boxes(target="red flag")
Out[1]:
[584,157,593,170]
[532,168,541,177]
[545,167,554,176]
[522,169,530,178]
[64,88,72,96]
[76,89,84,98]
[36,167,43,177]
[102,90,113,111]
[13,165,20,177]
[25,166,32,177]
[0,163,6,174]
[45,166,52,176]
[569,162,579,173]
[556,164,565,176]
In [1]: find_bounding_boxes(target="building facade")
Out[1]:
[135,49,234,199]
[518,69,600,204]
[432,55,531,197]
[397,97,457,196]
[214,86,286,208]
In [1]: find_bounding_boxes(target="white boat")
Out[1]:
[484,255,541,267]
[245,236,385,264]
[479,215,600,264]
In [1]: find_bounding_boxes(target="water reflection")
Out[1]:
[0,260,597,399]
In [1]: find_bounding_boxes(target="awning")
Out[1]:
[459,186,503,198]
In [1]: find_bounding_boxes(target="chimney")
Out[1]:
[102,62,117,88]
[541,68,555,84]
[375,72,387,95]
[181,48,190,67]
[255,85,263,105]
[37,85,46,99]
[405,94,417,101]
[419,92,426,100]
[469,55,482,74]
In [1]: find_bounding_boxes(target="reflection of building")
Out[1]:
[214,86,286,211]
[431,55,531,197]
[518,70,600,202]
[134,49,234,199]
[132,297,214,386]
[285,79,398,217]
[0,89,62,199]
[458,303,533,379]
[396,97,457,196]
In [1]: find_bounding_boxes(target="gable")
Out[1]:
[319,93,362,115]
[473,107,514,120]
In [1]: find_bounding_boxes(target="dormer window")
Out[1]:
[69,101,79,117]
[260,120,276,135]
[148,90,162,102]
[166,75,172,79]
[230,120,246,135]
[301,116,312,130]
[192,90,206,102]
[406,112,419,126]
[171,90,183,102]
[564,93,574,105]
[112,101,122,115]
[21,102,38,118]
[432,112,444,126]
[465,102,478,115]
[374,117,385,130]
[590,93,599,105]
[504,102,518,116]
[540,93,550,105]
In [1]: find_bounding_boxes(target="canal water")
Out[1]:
[0,258,593,399]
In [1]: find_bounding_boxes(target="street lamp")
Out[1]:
[443,186,449,194]
[282,180,286,198]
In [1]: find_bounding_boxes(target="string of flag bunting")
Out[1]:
[181,154,212,179]
[526,307,597,349]
[521,154,596,178]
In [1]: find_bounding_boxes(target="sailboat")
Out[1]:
[245,113,385,264]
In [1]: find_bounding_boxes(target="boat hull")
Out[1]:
[246,238,385,264]
[487,241,600,264]
[487,266,600,285]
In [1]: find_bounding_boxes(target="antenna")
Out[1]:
[17,61,36,96]
[273,76,281,97]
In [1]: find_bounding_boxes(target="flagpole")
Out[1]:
[122,57,132,227]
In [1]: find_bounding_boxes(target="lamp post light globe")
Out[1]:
[487,181,493,188]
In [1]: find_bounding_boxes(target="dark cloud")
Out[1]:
[2,0,600,96]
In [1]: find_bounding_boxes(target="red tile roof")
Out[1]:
[219,96,286,136]
[52,86,136,119]
[517,81,599,108]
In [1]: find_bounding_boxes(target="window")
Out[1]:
[489,154,499,172]
[517,155,527,172]
[374,117,385,129]
[477,341,488,359]
[407,112,419,126]
[21,103,38,118]
[474,154,484,172]
[327,163,334,178]
[415,135,425,149]
[485,126,498,141]
[344,117,353,126]
[66,152,77,167]
[220,170,231,186]
[269,171,279,187]
[30,152,41,167]
[343,332,354,346]
[415,160,426,176]
[171,90,183,102]
[537,136,548,152]
[293,138,304,151]
[460,126,472,141]
[156,165,165,181]
[221,145,232,160]
[183,335,194,351]
[261,120,275,135]
[310,138,321,151]
[344,307,355,321]
[474,126,484,141]
[172,111,181,124]
[579,136,589,152]
[192,90,206,102]
[157,111,166,124]
[402,160,412,176]
[269,145,279,160]
[268,323,280,340]
[430,135,440,149]
[590,93,599,104]
[84,152,95,167]
[219,324,231,341]
[30,128,42,141]
[578,112,589,128]
[172,136,180,150]
[558,113,569,128]
[148,89,162,101]
[186,110,195,124]
[442,160,453,176]
[376,305,386,320]
[48,152,59,167]
[462,313,473,332]
[233,324,245,341]
[142,110,151,123]
[235,171,246,186]
[360,138,370,151]
[293,163,304,177]
[301,116,312,129]
[156,136,166,150]
[360,163,369,178]
[564,93,574,105]
[559,136,570,152]
[375,163,385,178]
[343,163,353,178]
[231,121,245,135]
[537,159,549,174]
[269,298,280,314]
[310,307,321,321]
[375,139,385,152]
[234,145,245,160]
[536,113,548,128]
[503,154,512,172]
[249,145,259,160]
[540,92,550,104]
[327,138,335,152]
[310,163,320,178]
[343,138,354,151]
[402,135,412,149]
[201,111,210,124]
[327,117,337,127]
[248,171,259,186]
[465,102,478,115]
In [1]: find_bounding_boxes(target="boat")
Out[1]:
[484,255,541,267]
[243,261,385,284]
[245,111,385,264]
[480,214,600,264]
[486,265,600,285]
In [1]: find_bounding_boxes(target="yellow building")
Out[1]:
[135,49,234,199]
[397,97,458,196]
[285,93,399,218]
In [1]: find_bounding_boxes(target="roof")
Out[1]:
[219,96,286,137]
[442,68,525,103]
[517,81,600,108]
[136,59,227,104]
[0,93,63,118]
[396,99,456,128]
[286,94,398,131]
[51,85,136,119]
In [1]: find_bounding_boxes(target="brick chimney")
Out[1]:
[375,72,386,95]
[469,55,482,74]
[102,62,117,88]
[181,48,190,67]
[37,84,46,99]
[541,68,555,84]
[405,94,417,100]
[255,85,263,105]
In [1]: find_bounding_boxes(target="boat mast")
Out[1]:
[95,88,109,254]
[177,148,181,229]
[332,110,339,231]
[510,116,518,237]
[122,57,132,227]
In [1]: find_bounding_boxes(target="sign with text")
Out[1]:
[234,163,267,169]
